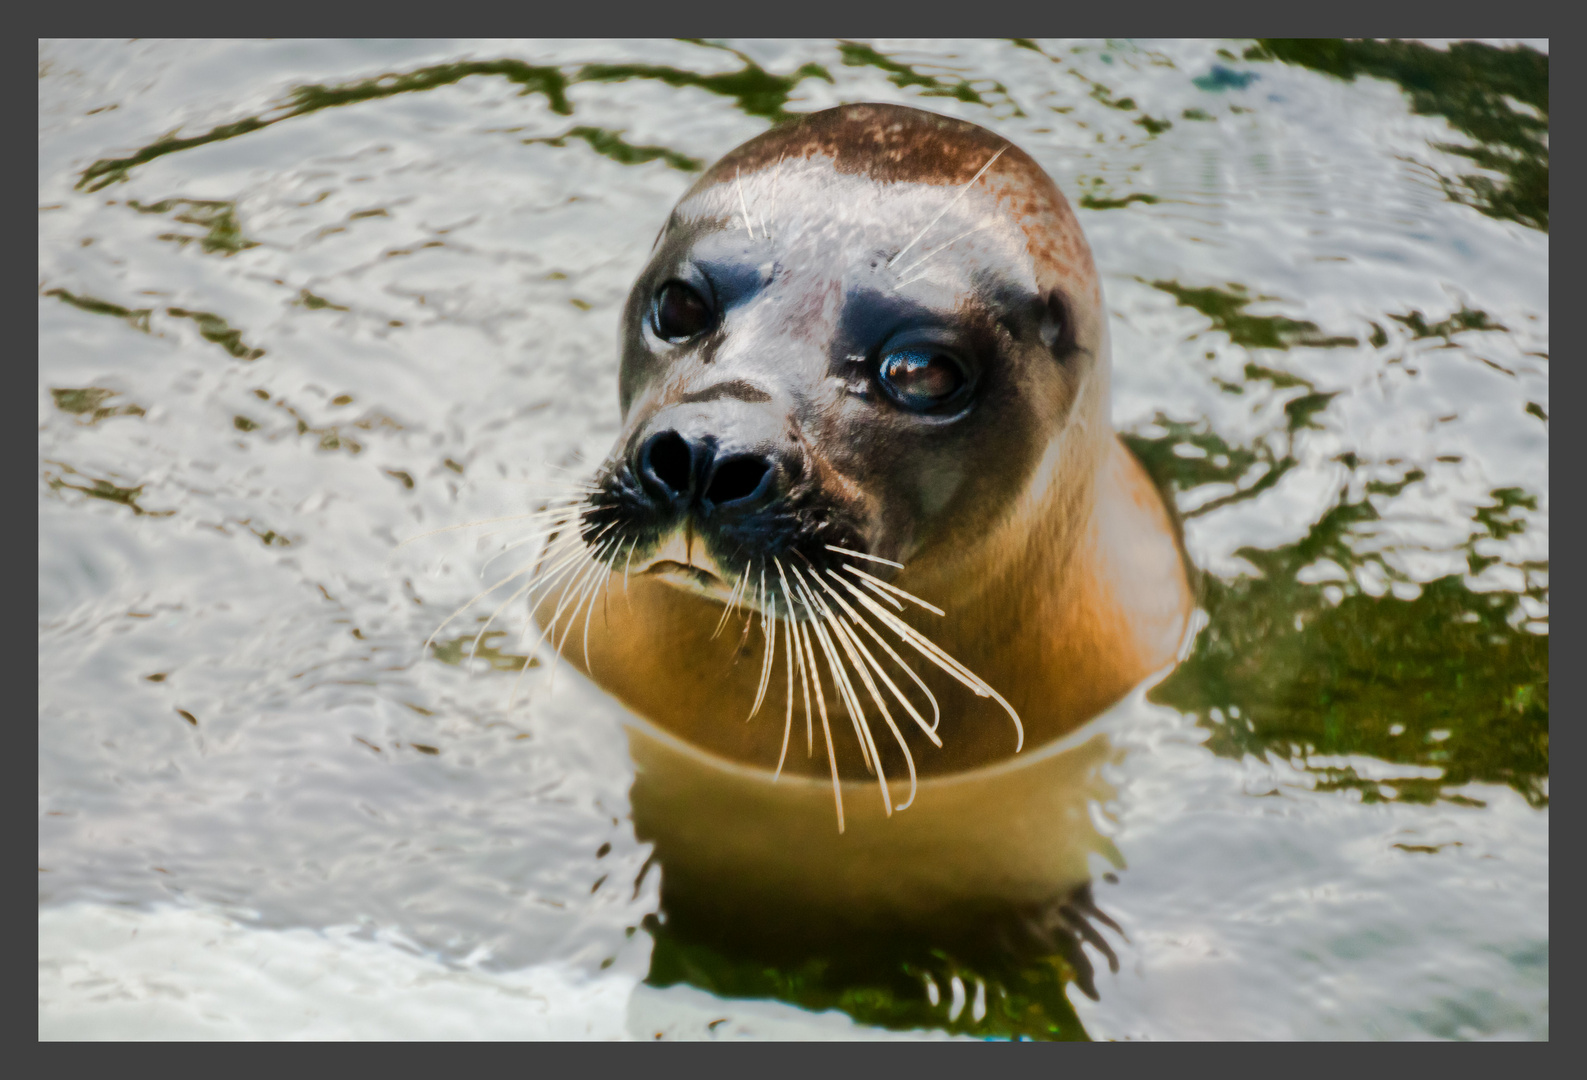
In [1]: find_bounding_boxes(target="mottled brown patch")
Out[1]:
[705,103,1013,187]
[695,103,1097,306]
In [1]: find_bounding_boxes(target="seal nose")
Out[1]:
[635,430,775,515]
[638,430,697,503]
[704,454,773,510]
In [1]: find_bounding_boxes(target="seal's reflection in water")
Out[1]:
[629,713,1130,1039]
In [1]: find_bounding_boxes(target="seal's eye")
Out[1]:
[652,281,714,342]
[879,348,968,412]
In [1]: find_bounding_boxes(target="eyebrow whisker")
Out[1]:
[892,222,990,283]
[887,144,1006,269]
[735,167,758,241]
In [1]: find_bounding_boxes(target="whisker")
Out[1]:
[495,506,587,548]
[735,563,755,621]
[838,582,984,691]
[841,563,945,616]
[795,572,870,775]
[774,560,815,758]
[713,566,750,640]
[806,573,914,810]
[467,575,545,668]
[794,619,815,757]
[479,535,547,580]
[850,575,903,611]
[522,530,612,663]
[827,609,918,811]
[581,539,621,667]
[518,544,600,666]
[794,565,889,808]
[521,474,598,491]
[523,501,590,523]
[496,532,600,712]
[892,222,990,282]
[525,484,596,501]
[539,461,613,485]
[790,576,843,833]
[819,608,889,811]
[829,574,942,732]
[397,511,543,549]
[887,144,1006,269]
[493,475,600,490]
[517,507,590,534]
[838,578,1024,752]
[735,167,758,241]
[520,531,604,617]
[493,486,600,507]
[746,568,766,643]
[820,571,942,749]
[749,570,776,720]
[554,543,614,664]
[500,533,602,711]
[478,514,585,577]
[421,560,543,656]
[415,526,508,581]
[775,600,795,778]
[548,556,610,691]
[823,544,903,569]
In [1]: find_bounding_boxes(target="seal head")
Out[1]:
[541,103,1191,798]
[587,104,1100,602]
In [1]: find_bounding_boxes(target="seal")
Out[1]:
[516,102,1193,920]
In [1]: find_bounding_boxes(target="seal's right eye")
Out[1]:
[652,281,714,342]
[879,347,970,413]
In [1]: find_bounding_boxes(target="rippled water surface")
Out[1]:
[38,39,1547,1040]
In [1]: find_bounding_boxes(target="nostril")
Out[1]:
[706,455,772,507]
[642,431,693,497]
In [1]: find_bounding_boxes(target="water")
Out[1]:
[37,39,1547,1040]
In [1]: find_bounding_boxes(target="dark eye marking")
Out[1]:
[652,280,715,342]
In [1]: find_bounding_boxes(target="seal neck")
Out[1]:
[894,427,1190,761]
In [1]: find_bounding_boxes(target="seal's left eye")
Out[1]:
[879,348,968,412]
[652,281,714,342]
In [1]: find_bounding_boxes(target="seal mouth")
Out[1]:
[645,559,723,589]
[633,529,742,603]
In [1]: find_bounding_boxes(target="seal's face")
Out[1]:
[581,104,1104,615]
